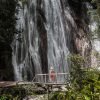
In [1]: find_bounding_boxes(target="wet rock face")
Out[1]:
[0,46,14,81]
[23,95,44,100]
[0,0,92,81]
[67,0,92,66]
[11,0,92,81]
[36,1,48,74]
[0,0,16,81]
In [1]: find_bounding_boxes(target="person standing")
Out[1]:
[49,66,56,82]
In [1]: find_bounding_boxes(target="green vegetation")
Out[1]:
[50,54,100,100]
[0,86,27,99]
[0,84,48,100]
[0,84,38,100]
[90,0,100,39]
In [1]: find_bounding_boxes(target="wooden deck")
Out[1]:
[0,81,67,88]
[0,73,69,88]
[0,81,33,88]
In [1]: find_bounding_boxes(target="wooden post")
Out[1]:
[56,73,57,83]
[45,74,46,83]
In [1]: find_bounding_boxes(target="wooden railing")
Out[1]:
[32,73,70,84]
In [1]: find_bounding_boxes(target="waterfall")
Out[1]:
[12,0,76,81]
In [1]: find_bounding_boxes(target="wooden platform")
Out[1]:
[0,81,67,88]
[0,81,34,88]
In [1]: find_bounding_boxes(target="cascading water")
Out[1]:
[12,0,76,81]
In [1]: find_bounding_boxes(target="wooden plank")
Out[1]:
[0,81,17,87]
[0,81,34,88]
[36,73,69,76]
[0,81,67,88]
[45,83,67,85]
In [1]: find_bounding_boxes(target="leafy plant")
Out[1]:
[0,94,13,100]
[50,54,100,100]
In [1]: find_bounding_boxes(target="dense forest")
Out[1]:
[0,0,100,99]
